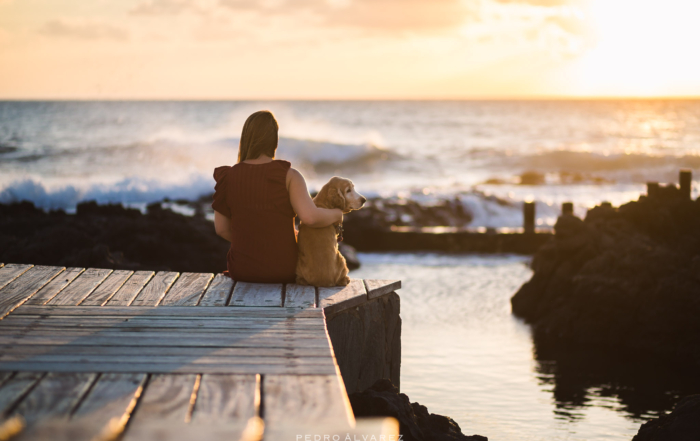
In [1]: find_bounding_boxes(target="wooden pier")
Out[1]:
[0,263,401,440]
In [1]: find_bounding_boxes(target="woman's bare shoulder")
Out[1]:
[286,167,306,188]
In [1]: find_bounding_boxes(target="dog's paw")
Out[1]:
[340,276,350,286]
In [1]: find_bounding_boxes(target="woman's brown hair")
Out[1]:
[238,110,279,162]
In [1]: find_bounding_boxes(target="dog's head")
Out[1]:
[315,176,366,214]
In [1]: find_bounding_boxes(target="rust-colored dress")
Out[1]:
[212,160,298,283]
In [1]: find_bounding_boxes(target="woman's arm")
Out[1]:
[214,211,232,242]
[287,168,343,228]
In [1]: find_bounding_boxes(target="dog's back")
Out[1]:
[296,222,349,287]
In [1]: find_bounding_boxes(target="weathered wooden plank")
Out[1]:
[47,268,112,306]
[106,271,154,306]
[12,373,97,424]
[129,374,197,424]
[13,305,323,318]
[0,372,44,414]
[364,279,402,300]
[199,275,234,307]
[72,373,145,425]
[0,316,325,329]
[130,271,179,306]
[0,264,33,291]
[0,372,11,386]
[0,354,335,366]
[191,375,257,423]
[0,335,331,348]
[0,345,330,358]
[284,284,315,308]
[0,266,65,319]
[0,362,338,375]
[230,282,282,307]
[160,272,213,306]
[80,270,133,306]
[318,279,367,316]
[263,375,353,428]
[265,418,399,441]
[24,268,84,305]
[123,422,248,441]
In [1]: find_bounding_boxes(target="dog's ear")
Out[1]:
[329,186,346,211]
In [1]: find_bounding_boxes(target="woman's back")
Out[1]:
[212,160,298,283]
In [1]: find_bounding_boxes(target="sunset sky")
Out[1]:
[1,0,699,99]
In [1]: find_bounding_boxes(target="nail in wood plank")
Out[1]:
[47,268,112,306]
[80,270,133,306]
[318,279,366,316]
[130,272,179,307]
[284,284,315,308]
[190,375,256,423]
[160,273,213,306]
[0,266,65,319]
[199,275,234,307]
[12,373,97,424]
[0,264,33,291]
[0,372,43,414]
[263,375,353,428]
[106,271,154,306]
[24,268,84,305]
[364,279,402,300]
[229,282,282,307]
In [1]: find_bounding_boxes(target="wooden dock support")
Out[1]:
[523,202,535,234]
[562,202,574,215]
[680,169,692,200]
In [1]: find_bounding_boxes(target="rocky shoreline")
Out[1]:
[349,379,487,441]
[511,185,700,365]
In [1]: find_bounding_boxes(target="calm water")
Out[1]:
[352,253,681,441]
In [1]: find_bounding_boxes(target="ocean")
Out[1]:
[2,100,699,440]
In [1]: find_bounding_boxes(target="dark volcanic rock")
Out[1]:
[511,190,700,366]
[632,395,700,441]
[0,201,229,273]
[349,379,487,441]
[0,200,362,273]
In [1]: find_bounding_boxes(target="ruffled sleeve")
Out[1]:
[212,166,232,218]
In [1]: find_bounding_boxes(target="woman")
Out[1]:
[212,110,342,283]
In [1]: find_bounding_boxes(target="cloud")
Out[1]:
[218,0,479,32]
[39,19,128,40]
[493,0,571,5]
[130,0,203,16]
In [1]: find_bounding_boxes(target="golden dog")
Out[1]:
[296,177,366,287]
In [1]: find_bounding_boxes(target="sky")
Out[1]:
[1,0,700,99]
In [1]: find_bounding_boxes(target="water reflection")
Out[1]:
[532,336,700,423]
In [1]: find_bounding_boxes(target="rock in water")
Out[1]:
[349,379,487,441]
[632,395,700,441]
[511,192,700,366]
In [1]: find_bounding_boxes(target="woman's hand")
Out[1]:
[287,168,343,228]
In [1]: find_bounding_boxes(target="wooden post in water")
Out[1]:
[679,169,692,200]
[523,202,535,234]
[647,182,659,199]
[562,202,574,215]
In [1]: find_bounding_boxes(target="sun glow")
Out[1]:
[571,0,700,97]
